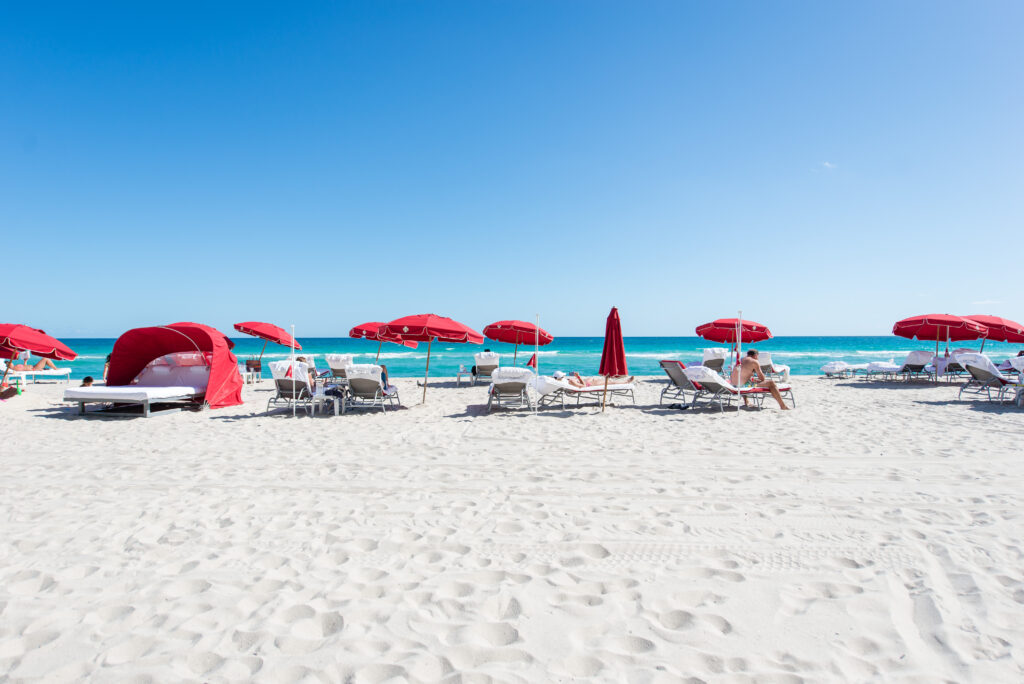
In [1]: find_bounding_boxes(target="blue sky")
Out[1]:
[3,2,1021,337]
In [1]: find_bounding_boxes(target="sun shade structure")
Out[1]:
[0,324,77,385]
[234,321,301,363]
[893,314,987,382]
[349,322,418,362]
[483,320,554,365]
[106,322,243,409]
[598,307,628,412]
[382,314,484,402]
[965,315,1024,350]
[695,318,773,344]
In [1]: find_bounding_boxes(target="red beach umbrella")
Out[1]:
[382,314,484,402]
[598,307,628,411]
[349,321,418,362]
[695,318,773,344]
[893,314,987,381]
[483,320,554,365]
[0,324,77,385]
[233,321,300,363]
[964,315,1024,350]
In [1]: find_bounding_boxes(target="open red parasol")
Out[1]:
[0,324,77,385]
[382,314,484,402]
[695,318,773,344]
[349,321,418,362]
[964,315,1024,350]
[598,307,628,411]
[234,321,301,364]
[483,320,553,365]
[893,314,987,381]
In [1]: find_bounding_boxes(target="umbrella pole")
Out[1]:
[258,340,267,363]
[601,374,609,412]
[513,344,518,365]
[934,336,939,384]
[291,325,297,418]
[980,338,986,352]
[421,338,432,404]
[376,340,382,363]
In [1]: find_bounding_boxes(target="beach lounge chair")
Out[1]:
[821,361,852,379]
[486,367,534,412]
[63,353,210,417]
[866,351,934,381]
[659,360,706,407]
[682,366,795,412]
[342,364,400,413]
[472,352,500,385]
[758,352,790,381]
[3,358,73,385]
[702,348,729,373]
[267,360,315,416]
[956,353,1018,402]
[534,375,636,409]
[325,354,354,383]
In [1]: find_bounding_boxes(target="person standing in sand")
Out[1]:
[732,349,791,410]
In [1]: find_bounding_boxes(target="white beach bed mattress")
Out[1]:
[63,386,203,402]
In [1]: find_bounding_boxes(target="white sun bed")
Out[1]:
[63,385,204,417]
[7,367,73,384]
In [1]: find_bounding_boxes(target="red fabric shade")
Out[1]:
[349,322,418,349]
[0,324,77,360]
[599,307,628,377]
[892,314,986,342]
[483,321,554,346]
[382,314,484,344]
[234,321,301,349]
[695,319,772,344]
[106,322,243,409]
[964,315,1024,344]
[526,353,538,369]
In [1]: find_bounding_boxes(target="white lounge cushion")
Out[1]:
[346,364,384,383]
[955,353,1009,380]
[326,354,354,371]
[867,361,900,372]
[475,351,500,365]
[821,361,849,374]
[702,348,729,363]
[8,368,72,377]
[490,367,534,385]
[268,360,311,386]
[64,386,202,402]
[902,350,934,367]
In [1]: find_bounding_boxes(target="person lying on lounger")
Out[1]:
[567,372,635,387]
[5,357,58,372]
[732,349,790,410]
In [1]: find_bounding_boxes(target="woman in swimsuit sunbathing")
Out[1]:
[6,357,58,372]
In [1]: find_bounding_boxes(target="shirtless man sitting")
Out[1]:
[731,349,790,410]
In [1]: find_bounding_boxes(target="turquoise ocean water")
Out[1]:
[41,337,1024,382]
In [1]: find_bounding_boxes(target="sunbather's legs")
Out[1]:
[32,359,57,370]
[756,379,790,409]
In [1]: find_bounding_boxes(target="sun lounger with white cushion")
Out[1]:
[5,366,73,384]
[487,367,534,412]
[533,375,636,409]
[63,358,209,417]
[683,365,794,412]
[702,348,729,373]
[325,354,354,382]
[343,364,400,413]
[267,360,316,416]
[757,352,790,381]
[473,352,500,385]
[956,353,1019,403]
[659,360,706,407]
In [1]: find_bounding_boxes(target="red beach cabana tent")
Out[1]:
[106,322,243,409]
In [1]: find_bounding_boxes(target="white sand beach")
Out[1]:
[2,377,1024,682]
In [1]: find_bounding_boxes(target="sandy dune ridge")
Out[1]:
[1,377,1023,682]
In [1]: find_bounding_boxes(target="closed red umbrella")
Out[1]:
[483,320,554,365]
[964,315,1024,350]
[349,321,418,362]
[0,324,77,385]
[234,321,301,365]
[598,307,628,411]
[382,314,484,402]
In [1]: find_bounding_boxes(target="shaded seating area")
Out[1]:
[683,365,795,412]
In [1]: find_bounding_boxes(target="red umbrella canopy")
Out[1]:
[0,324,77,360]
[382,314,484,344]
[234,321,301,349]
[892,314,986,342]
[599,307,628,376]
[695,318,772,344]
[964,315,1024,343]
[483,320,554,346]
[349,322,418,349]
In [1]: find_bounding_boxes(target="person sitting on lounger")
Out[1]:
[732,349,790,410]
[6,357,58,372]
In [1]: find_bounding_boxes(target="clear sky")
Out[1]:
[3,2,1021,337]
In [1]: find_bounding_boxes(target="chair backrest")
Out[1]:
[683,365,734,394]
[758,352,773,370]
[325,354,354,374]
[475,351,500,369]
[346,363,384,397]
[490,367,533,390]
[956,353,1006,383]
[660,360,698,390]
[1008,356,1024,373]
[268,360,311,388]
[703,348,728,363]
[901,350,934,369]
